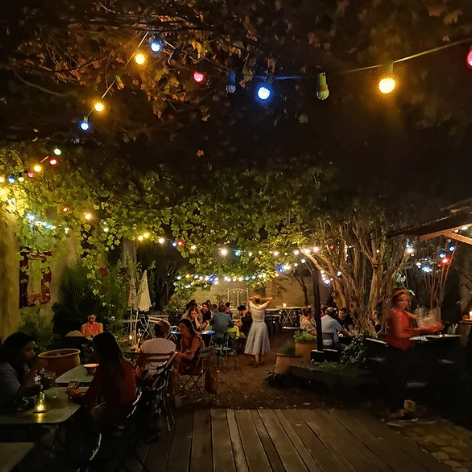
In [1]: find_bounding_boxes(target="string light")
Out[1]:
[84,212,93,221]
[79,117,90,131]
[26,172,34,178]
[7,176,15,184]
[49,158,58,166]
[53,148,62,156]
[467,48,472,68]
[378,61,396,94]
[150,38,163,53]
[0,176,4,183]
[256,84,272,102]
[93,101,105,113]
[220,248,229,257]
[134,52,146,65]
[158,237,165,244]
[316,72,329,100]
[18,176,25,182]
[33,164,43,173]
[61,205,70,213]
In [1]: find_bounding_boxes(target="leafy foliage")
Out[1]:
[278,342,297,356]
[340,335,367,368]
[293,330,316,344]
[19,306,55,353]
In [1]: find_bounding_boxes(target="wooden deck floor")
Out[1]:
[138,409,453,472]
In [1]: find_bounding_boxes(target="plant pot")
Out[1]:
[38,349,81,376]
[275,353,303,374]
[295,341,317,364]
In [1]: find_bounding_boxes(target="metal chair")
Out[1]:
[210,333,237,370]
[177,347,212,396]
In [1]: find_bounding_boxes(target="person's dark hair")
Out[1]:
[201,302,208,311]
[205,300,212,308]
[0,332,35,384]
[218,302,226,313]
[185,299,197,310]
[179,318,197,337]
[225,302,231,308]
[92,332,124,376]
[340,308,347,314]
[392,289,409,305]
[302,306,313,316]
[254,297,261,304]
[326,307,336,318]
[237,305,246,311]
[153,320,171,338]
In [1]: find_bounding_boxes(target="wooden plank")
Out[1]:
[191,410,213,472]
[273,410,322,472]
[166,411,194,472]
[249,410,285,472]
[302,409,366,472]
[234,410,271,472]
[226,410,249,472]
[342,410,453,472]
[145,420,175,472]
[258,409,309,472]
[329,409,428,472]
[280,410,347,472]
[211,409,236,472]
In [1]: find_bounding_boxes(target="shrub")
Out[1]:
[340,335,367,368]
[293,330,316,343]
[19,306,55,353]
[278,343,296,356]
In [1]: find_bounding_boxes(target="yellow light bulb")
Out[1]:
[137,235,144,241]
[143,232,150,239]
[0,176,5,183]
[33,164,43,172]
[158,237,165,244]
[94,101,105,113]
[135,52,146,65]
[84,212,93,221]
[379,77,396,94]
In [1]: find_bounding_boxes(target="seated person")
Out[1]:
[136,320,176,376]
[321,311,350,351]
[81,314,103,338]
[200,302,213,329]
[300,306,316,336]
[234,305,252,337]
[182,307,202,332]
[225,302,233,317]
[67,332,137,425]
[337,308,354,331]
[211,305,234,342]
[0,333,47,412]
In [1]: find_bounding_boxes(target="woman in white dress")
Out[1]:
[244,295,273,366]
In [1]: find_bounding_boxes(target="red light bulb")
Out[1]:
[177,239,185,246]
[467,49,472,68]
[61,205,70,213]
[49,158,58,166]
[193,71,205,83]
[26,172,34,178]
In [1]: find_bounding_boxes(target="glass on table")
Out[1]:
[67,380,80,397]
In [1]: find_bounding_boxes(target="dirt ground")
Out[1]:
[180,331,348,410]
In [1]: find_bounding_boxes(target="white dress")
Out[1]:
[244,302,271,356]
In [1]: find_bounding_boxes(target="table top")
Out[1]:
[56,365,94,385]
[425,334,461,340]
[0,388,80,426]
[170,330,215,336]
[0,442,35,472]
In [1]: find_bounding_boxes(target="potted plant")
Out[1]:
[274,343,303,374]
[294,331,317,364]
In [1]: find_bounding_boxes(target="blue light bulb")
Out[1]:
[150,40,162,53]
[8,175,15,184]
[257,85,271,101]
[79,120,90,131]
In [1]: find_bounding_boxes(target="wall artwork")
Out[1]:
[19,248,52,308]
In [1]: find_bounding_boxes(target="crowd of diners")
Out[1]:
[0,289,443,424]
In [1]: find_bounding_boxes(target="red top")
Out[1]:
[81,322,103,337]
[385,308,417,351]
[73,358,136,423]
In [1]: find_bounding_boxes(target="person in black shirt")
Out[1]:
[201,302,212,329]
[235,305,252,337]
[338,307,354,331]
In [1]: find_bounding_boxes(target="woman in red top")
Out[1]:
[385,290,442,417]
[67,332,136,425]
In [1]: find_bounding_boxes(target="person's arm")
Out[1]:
[68,365,104,405]
[263,297,273,302]
[228,315,234,328]
[389,312,422,339]
[22,359,47,389]
[80,324,87,337]
[97,323,104,334]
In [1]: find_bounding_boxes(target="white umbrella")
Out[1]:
[137,270,152,312]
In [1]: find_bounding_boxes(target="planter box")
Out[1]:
[275,353,303,374]
[289,365,377,390]
[295,342,317,364]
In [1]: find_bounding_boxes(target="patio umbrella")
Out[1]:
[137,270,152,312]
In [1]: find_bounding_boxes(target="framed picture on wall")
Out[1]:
[19,248,52,308]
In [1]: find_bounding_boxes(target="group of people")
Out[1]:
[299,305,352,351]
[180,295,273,366]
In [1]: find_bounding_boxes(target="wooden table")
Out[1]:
[0,388,80,426]
[55,365,94,386]
[0,442,35,472]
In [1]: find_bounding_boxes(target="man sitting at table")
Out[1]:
[136,320,176,377]
[321,310,350,351]
[81,314,103,338]
[211,304,234,343]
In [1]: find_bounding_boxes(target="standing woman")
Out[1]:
[244,295,273,366]
[385,289,442,417]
